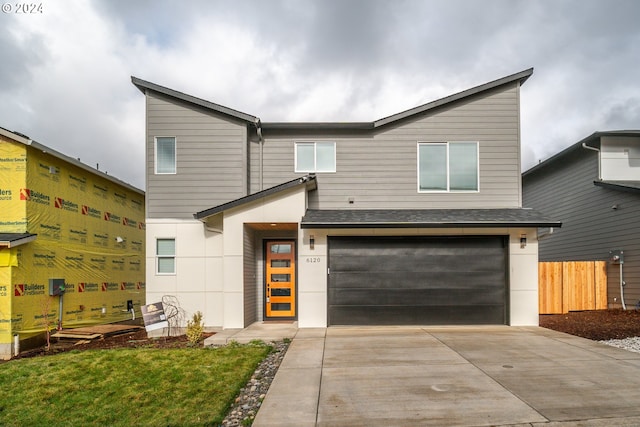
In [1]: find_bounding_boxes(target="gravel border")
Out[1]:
[220,340,290,426]
[600,336,640,353]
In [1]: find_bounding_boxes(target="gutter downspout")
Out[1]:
[620,262,627,310]
[581,143,601,179]
[255,118,263,191]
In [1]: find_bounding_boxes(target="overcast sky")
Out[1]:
[1,0,639,189]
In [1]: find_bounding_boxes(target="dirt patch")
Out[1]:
[539,309,640,341]
[13,329,215,360]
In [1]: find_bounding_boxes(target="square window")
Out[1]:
[156,238,175,274]
[418,142,478,192]
[295,142,336,173]
[155,137,176,174]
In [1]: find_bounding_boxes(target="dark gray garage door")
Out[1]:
[328,236,507,325]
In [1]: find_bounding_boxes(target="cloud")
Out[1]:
[1,0,640,186]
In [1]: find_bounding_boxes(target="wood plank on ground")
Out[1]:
[52,325,143,341]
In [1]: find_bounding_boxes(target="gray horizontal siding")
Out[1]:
[146,92,247,218]
[523,149,640,307]
[251,83,522,209]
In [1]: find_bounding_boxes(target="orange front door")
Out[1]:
[265,241,296,318]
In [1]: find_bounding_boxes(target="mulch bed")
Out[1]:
[539,309,640,341]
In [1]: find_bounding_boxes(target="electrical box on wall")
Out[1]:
[49,278,66,296]
[609,250,624,264]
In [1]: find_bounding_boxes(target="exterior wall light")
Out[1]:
[520,234,527,248]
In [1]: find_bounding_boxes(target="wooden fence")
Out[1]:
[539,261,608,314]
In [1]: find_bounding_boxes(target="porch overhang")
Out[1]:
[194,175,317,220]
[0,233,37,248]
[594,180,640,194]
[300,208,562,229]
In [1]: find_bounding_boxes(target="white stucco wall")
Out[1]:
[146,218,224,328]
[600,136,640,181]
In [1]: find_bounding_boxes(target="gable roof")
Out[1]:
[523,130,640,178]
[132,68,533,132]
[0,127,144,195]
[301,208,561,229]
[194,175,317,220]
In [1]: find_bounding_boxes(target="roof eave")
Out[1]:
[594,180,640,194]
[194,175,317,220]
[131,76,257,124]
[523,130,640,177]
[374,68,534,128]
[0,233,37,248]
[301,221,561,229]
[0,128,144,195]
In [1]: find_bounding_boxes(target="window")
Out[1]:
[156,238,175,274]
[295,142,336,172]
[155,137,176,174]
[418,142,478,192]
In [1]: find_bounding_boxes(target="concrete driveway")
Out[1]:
[252,325,640,426]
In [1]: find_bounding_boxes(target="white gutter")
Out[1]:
[582,143,601,179]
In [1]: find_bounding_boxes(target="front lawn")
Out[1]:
[0,343,271,426]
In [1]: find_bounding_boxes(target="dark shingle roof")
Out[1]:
[0,233,37,248]
[194,175,317,220]
[300,208,561,229]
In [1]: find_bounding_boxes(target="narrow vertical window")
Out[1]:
[449,142,478,191]
[418,143,447,191]
[155,137,176,174]
[156,238,176,274]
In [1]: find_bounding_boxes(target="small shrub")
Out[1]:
[186,311,204,346]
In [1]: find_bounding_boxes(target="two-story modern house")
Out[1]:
[132,68,559,330]
[523,130,640,310]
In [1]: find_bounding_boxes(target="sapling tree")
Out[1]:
[186,311,204,346]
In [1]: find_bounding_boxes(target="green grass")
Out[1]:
[0,344,271,426]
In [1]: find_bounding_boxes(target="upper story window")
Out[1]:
[156,238,176,274]
[418,142,478,192]
[295,142,336,173]
[155,137,176,174]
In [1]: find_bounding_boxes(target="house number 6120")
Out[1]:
[306,257,320,263]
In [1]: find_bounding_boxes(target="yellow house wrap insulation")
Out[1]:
[0,136,145,356]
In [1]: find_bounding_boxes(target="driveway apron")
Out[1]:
[253,326,640,426]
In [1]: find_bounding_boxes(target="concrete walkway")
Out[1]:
[242,325,640,426]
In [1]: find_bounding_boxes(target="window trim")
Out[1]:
[156,238,176,275]
[294,141,336,173]
[154,136,177,175]
[417,141,479,193]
